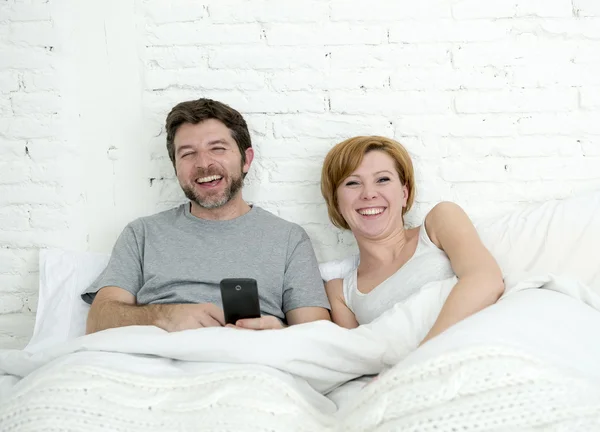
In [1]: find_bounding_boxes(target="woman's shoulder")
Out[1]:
[423,201,469,248]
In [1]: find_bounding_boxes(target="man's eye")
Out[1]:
[181,153,193,158]
[213,147,226,152]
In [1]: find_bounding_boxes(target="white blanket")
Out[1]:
[1,273,600,431]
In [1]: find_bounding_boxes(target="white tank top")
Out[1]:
[342,222,455,325]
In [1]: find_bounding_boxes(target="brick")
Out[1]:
[142,0,208,23]
[0,274,38,293]
[539,18,600,38]
[511,64,600,87]
[11,92,61,115]
[581,87,600,109]
[0,250,25,274]
[243,183,322,204]
[330,0,451,21]
[22,69,59,91]
[391,66,510,91]
[0,2,51,21]
[453,38,573,68]
[30,158,81,185]
[0,96,11,115]
[269,69,389,91]
[148,23,261,46]
[0,140,25,160]
[9,21,55,46]
[209,0,328,23]
[574,42,600,64]
[330,45,450,69]
[269,160,323,183]
[517,112,600,135]
[209,46,327,70]
[507,157,600,180]
[442,136,582,158]
[266,24,387,46]
[453,0,516,19]
[0,229,78,248]
[0,71,19,92]
[515,0,574,17]
[330,91,453,115]
[0,115,59,139]
[455,89,578,114]
[0,206,29,230]
[258,137,337,159]
[25,139,77,162]
[395,114,521,137]
[29,206,73,230]
[0,294,23,314]
[441,158,510,182]
[272,114,394,139]
[0,46,53,70]
[278,204,330,225]
[0,184,63,206]
[573,0,600,16]
[453,0,572,19]
[145,68,266,91]
[389,20,509,43]
[0,162,29,184]
[145,46,208,69]
[582,138,600,156]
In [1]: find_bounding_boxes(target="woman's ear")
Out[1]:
[401,184,409,207]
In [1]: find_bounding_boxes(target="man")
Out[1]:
[83,98,330,334]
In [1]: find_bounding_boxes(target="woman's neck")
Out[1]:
[355,227,410,271]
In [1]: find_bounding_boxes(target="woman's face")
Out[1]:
[336,150,409,239]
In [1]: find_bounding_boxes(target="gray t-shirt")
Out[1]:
[82,204,330,320]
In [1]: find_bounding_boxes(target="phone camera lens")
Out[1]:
[235,285,242,291]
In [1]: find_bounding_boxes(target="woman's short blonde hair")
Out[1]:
[321,136,415,230]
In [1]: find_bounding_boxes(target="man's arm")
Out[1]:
[286,305,331,325]
[86,286,225,334]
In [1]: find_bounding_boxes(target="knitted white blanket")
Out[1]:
[1,345,600,431]
[1,273,600,431]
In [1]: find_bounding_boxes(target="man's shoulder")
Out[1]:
[126,204,184,232]
[252,206,308,241]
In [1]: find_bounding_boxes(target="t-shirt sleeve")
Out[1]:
[81,222,144,304]
[282,225,331,313]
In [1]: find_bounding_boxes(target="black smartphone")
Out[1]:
[220,278,261,325]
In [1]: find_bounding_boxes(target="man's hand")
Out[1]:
[228,315,285,330]
[155,303,225,332]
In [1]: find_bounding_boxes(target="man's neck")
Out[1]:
[189,195,251,221]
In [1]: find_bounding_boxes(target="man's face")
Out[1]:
[173,119,253,209]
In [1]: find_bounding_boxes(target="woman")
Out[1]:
[321,136,504,346]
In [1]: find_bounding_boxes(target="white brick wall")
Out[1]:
[1,0,600,331]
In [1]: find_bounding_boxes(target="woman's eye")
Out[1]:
[345,181,358,186]
[377,177,390,183]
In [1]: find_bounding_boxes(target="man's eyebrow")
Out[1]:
[207,139,230,146]
[176,144,194,154]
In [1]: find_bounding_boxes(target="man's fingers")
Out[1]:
[205,306,226,326]
[198,314,222,328]
[236,316,282,330]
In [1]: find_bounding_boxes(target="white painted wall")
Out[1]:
[1,0,600,316]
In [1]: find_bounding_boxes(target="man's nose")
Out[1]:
[194,151,213,168]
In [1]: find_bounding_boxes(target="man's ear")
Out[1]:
[243,147,254,174]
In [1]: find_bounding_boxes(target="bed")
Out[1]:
[1,192,599,431]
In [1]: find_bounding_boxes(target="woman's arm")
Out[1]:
[325,279,359,329]
[421,201,505,345]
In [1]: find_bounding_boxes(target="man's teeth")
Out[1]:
[196,175,222,184]
[358,207,385,216]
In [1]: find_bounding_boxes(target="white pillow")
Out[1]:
[26,249,110,352]
[27,190,600,352]
[320,190,600,292]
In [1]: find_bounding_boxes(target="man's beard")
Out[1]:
[182,171,244,210]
